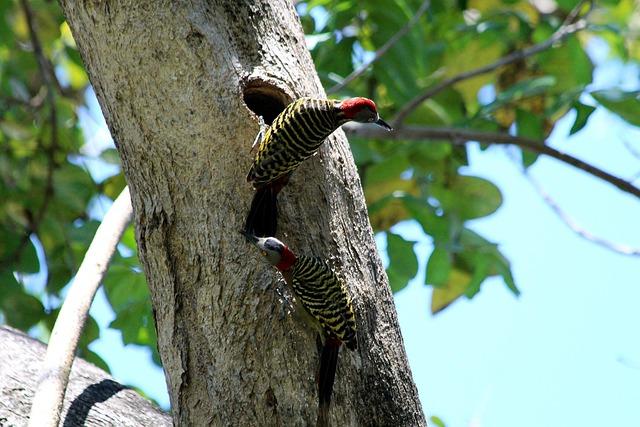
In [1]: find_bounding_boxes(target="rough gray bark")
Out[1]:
[0,326,171,426]
[58,1,426,425]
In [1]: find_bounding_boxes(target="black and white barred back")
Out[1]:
[290,256,357,349]
[247,98,345,188]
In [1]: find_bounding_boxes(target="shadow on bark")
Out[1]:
[62,380,126,427]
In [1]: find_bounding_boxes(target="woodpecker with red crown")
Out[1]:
[242,232,357,425]
[245,97,392,237]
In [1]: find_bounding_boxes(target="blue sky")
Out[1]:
[391,118,640,426]
[66,37,640,426]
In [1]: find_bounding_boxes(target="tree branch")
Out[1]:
[342,122,640,199]
[326,0,431,95]
[1,326,171,426]
[28,187,133,427]
[522,171,640,257]
[392,17,588,126]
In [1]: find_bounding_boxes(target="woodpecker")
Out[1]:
[244,97,392,237]
[242,233,357,424]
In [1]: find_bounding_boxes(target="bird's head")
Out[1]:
[241,232,296,271]
[337,97,392,131]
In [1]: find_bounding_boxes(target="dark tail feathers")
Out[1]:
[244,186,278,237]
[316,338,341,427]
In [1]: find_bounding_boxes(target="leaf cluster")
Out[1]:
[300,0,638,311]
[0,1,156,372]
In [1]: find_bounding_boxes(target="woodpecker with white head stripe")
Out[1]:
[244,97,392,237]
[242,232,357,425]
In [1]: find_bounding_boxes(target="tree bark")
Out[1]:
[58,1,426,425]
[0,326,171,426]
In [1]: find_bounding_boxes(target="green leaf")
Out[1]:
[441,32,504,111]
[407,88,468,125]
[100,148,121,165]
[78,314,101,351]
[430,415,447,427]
[428,227,518,313]
[16,238,39,274]
[496,76,557,105]
[516,108,544,139]
[591,89,640,127]
[0,277,45,330]
[457,228,520,297]
[0,272,20,301]
[103,261,158,358]
[79,349,110,372]
[555,0,583,11]
[109,300,151,344]
[51,164,95,220]
[401,196,452,242]
[425,247,451,288]
[60,52,88,90]
[408,141,452,167]
[365,153,410,186]
[0,226,39,274]
[537,36,592,92]
[386,232,418,293]
[103,264,148,311]
[463,254,491,298]
[312,35,355,86]
[367,1,430,102]
[496,257,518,295]
[431,268,470,314]
[431,175,503,220]
[67,220,100,262]
[570,102,596,135]
[516,108,543,167]
[349,137,376,166]
[367,194,413,232]
[119,225,138,253]
[102,173,127,200]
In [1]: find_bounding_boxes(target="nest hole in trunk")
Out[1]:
[242,79,291,125]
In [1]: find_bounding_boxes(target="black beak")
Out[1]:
[375,117,393,131]
[239,230,258,244]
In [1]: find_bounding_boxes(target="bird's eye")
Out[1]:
[261,250,267,257]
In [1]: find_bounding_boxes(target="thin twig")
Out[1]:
[326,0,430,94]
[392,17,588,126]
[518,163,640,257]
[28,187,133,427]
[0,89,47,110]
[21,0,78,99]
[562,0,593,28]
[342,122,640,199]
[21,0,54,89]
[622,138,640,161]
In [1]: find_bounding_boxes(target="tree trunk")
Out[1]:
[0,326,171,426]
[58,1,426,425]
